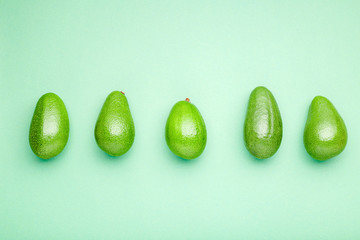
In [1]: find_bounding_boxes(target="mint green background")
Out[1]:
[1,1,360,239]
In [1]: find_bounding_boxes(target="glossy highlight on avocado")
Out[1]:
[244,86,283,159]
[304,96,347,161]
[95,91,135,157]
[29,93,70,159]
[165,98,207,160]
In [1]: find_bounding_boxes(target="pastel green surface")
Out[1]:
[1,0,360,239]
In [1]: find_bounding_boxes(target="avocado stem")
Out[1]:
[120,91,125,95]
[185,98,190,102]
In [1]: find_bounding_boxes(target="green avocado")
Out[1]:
[304,96,347,161]
[165,98,207,160]
[244,86,283,159]
[29,93,70,159]
[95,91,135,156]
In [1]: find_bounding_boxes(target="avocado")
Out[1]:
[165,98,207,160]
[29,93,70,159]
[95,91,135,156]
[304,96,347,160]
[244,86,283,159]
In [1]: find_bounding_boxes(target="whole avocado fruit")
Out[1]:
[95,91,135,156]
[165,98,207,160]
[244,86,283,159]
[304,96,347,161]
[29,93,70,159]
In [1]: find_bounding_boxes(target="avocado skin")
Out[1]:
[29,93,70,159]
[244,86,283,159]
[304,96,347,161]
[95,91,135,157]
[165,100,207,160]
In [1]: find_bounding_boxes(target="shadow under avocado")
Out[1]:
[301,144,339,166]
[163,141,200,165]
[299,129,339,166]
[30,144,69,164]
[93,140,135,163]
[32,153,56,163]
[239,127,275,165]
[250,152,276,163]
